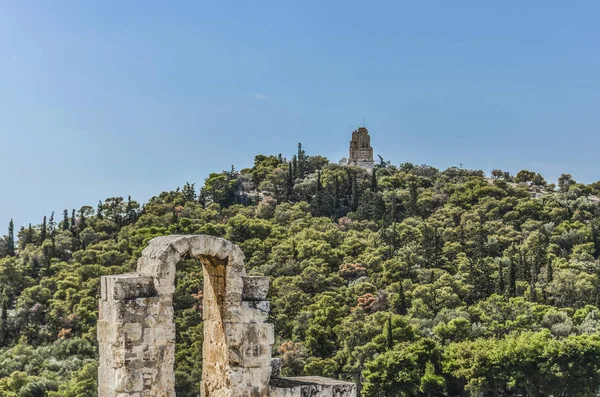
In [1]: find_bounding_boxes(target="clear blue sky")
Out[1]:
[2,1,600,230]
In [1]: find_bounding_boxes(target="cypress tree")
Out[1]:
[97,201,104,219]
[547,258,554,283]
[48,211,56,242]
[391,195,397,222]
[371,170,378,192]
[386,315,394,350]
[498,260,505,295]
[334,176,340,210]
[396,282,407,315]
[79,208,87,231]
[508,258,517,298]
[70,209,76,233]
[297,143,306,177]
[40,216,47,242]
[316,170,322,192]
[7,219,15,256]
[0,289,7,345]
[530,262,537,302]
[26,223,33,246]
[351,172,359,211]
[62,209,69,231]
[292,155,298,179]
[287,162,294,199]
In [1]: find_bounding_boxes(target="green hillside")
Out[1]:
[2,146,600,397]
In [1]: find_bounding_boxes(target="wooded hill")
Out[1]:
[2,144,600,397]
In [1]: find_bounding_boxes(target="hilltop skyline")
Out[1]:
[2,1,600,228]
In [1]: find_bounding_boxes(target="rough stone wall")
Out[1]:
[98,235,273,397]
[98,234,354,397]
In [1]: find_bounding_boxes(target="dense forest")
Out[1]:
[3,144,600,397]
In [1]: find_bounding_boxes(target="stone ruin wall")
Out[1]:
[98,234,355,397]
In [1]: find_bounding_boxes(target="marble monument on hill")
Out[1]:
[347,126,374,171]
[97,234,356,397]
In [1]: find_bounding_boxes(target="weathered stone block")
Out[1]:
[102,275,156,301]
[242,276,269,301]
[241,301,270,323]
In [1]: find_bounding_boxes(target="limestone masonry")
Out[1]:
[347,127,374,171]
[98,234,356,397]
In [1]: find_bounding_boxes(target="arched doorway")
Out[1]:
[98,235,272,397]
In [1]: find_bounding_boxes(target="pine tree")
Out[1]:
[62,209,70,231]
[40,216,47,242]
[182,183,197,202]
[7,219,15,256]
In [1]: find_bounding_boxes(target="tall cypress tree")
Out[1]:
[286,162,294,199]
[391,195,397,222]
[334,176,340,210]
[62,209,70,231]
[396,282,408,315]
[97,201,104,219]
[530,262,538,302]
[26,223,33,246]
[297,143,306,178]
[498,260,505,295]
[48,211,56,242]
[7,219,15,256]
[0,289,8,345]
[508,258,517,298]
[371,170,378,192]
[386,315,394,350]
[40,216,47,242]
[316,170,322,192]
[547,258,554,283]
[292,155,298,180]
[351,172,359,211]
[70,209,76,233]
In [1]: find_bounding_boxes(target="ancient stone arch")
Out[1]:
[98,234,355,397]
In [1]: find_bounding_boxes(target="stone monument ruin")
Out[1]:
[98,234,356,396]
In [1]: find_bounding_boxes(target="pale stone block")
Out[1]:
[123,323,143,342]
[241,301,270,324]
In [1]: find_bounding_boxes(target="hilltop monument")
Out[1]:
[347,126,374,171]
